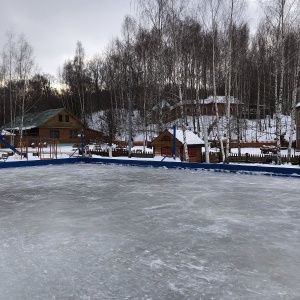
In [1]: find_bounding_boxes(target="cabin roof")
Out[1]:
[170,96,240,110]
[0,129,15,136]
[169,129,204,145]
[4,108,69,130]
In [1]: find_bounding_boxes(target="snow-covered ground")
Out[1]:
[1,144,299,163]
[0,164,299,299]
[89,111,295,144]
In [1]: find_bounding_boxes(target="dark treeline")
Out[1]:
[1,0,300,161]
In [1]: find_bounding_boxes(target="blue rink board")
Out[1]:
[1,157,300,178]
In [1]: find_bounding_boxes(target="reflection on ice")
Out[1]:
[0,164,299,299]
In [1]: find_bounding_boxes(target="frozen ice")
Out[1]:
[0,164,300,299]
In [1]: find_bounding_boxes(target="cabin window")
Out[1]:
[161,136,171,141]
[65,115,70,122]
[161,147,172,157]
[188,147,197,157]
[70,130,78,139]
[58,114,63,122]
[50,130,59,138]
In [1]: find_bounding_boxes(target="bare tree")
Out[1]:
[202,0,226,162]
[2,31,17,144]
[287,27,300,162]
[14,34,36,140]
[222,0,246,162]
[261,0,300,164]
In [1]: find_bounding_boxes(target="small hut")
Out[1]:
[150,129,204,163]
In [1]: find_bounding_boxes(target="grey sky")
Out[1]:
[0,0,262,78]
[0,0,133,76]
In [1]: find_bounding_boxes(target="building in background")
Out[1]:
[150,129,205,163]
[3,108,102,147]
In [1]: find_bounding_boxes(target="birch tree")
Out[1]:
[165,0,190,161]
[14,34,36,140]
[287,28,300,162]
[261,0,300,164]
[202,0,225,162]
[222,0,246,162]
[136,0,169,133]
[2,31,17,144]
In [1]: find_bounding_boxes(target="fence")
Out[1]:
[205,152,300,165]
[90,148,153,159]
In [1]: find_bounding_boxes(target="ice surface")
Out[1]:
[0,164,300,299]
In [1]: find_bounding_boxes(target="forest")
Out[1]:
[0,0,299,163]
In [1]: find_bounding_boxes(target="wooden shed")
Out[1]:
[150,129,205,163]
[3,108,102,146]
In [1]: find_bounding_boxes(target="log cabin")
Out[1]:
[3,108,102,147]
[162,96,242,123]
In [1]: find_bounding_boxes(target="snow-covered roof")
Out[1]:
[203,95,239,104]
[296,102,300,108]
[168,129,204,145]
[170,96,240,110]
[0,129,15,136]
[4,108,66,130]
[152,100,171,111]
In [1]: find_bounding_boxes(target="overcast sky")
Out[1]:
[0,0,261,78]
[0,0,134,76]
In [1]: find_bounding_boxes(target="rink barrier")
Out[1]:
[1,156,300,178]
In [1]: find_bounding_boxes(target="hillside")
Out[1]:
[88,111,294,145]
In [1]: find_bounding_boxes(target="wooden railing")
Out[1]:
[204,152,300,165]
[90,148,153,158]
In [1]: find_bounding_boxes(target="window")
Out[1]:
[161,147,172,157]
[50,130,59,138]
[58,114,63,122]
[70,130,78,139]
[188,148,197,157]
[65,115,70,122]
[161,135,171,141]
[298,128,300,139]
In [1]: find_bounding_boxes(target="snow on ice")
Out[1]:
[0,164,299,299]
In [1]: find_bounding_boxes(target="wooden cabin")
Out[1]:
[3,108,102,147]
[150,129,205,163]
[165,96,241,122]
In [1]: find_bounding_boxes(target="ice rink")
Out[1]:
[0,164,300,299]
